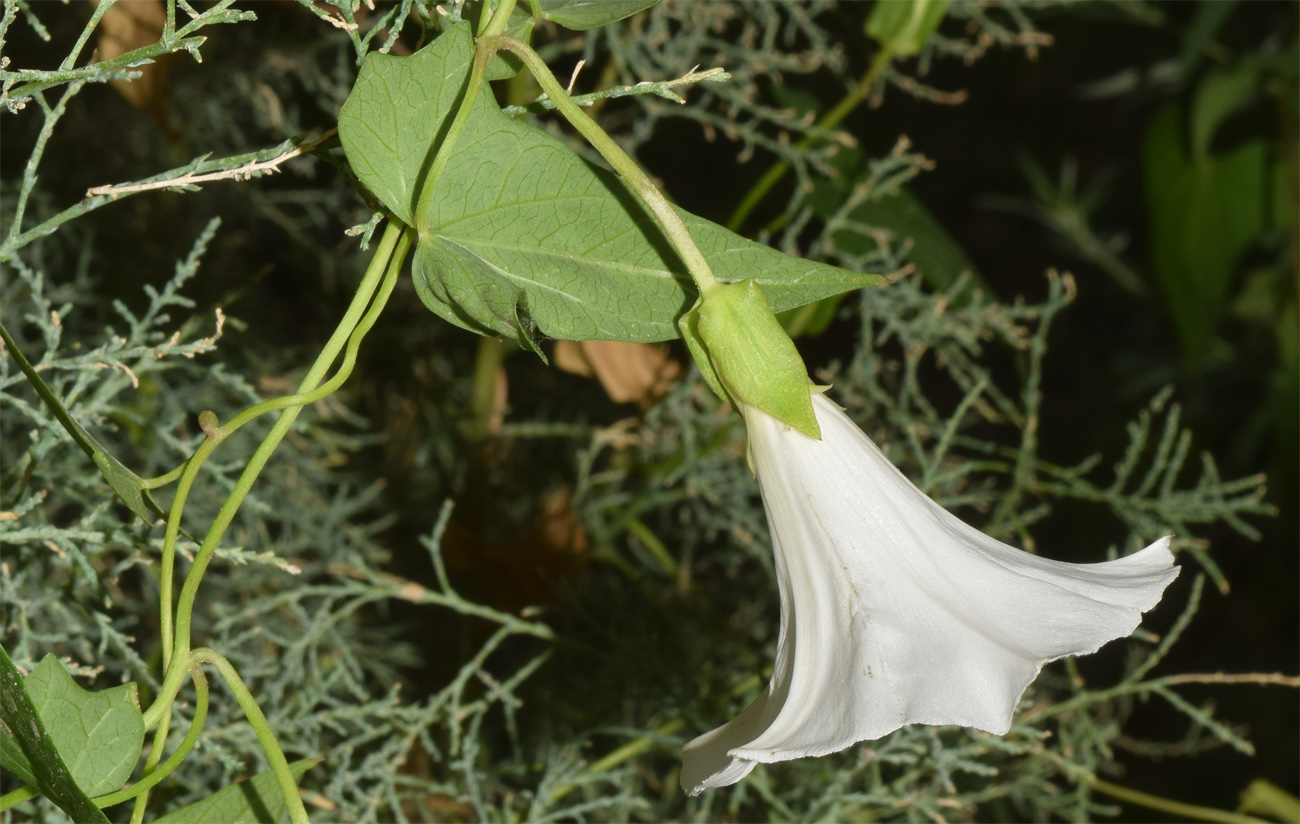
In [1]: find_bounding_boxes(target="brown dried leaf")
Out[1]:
[553,339,595,378]
[441,487,588,614]
[97,0,173,119]
[553,340,681,408]
[533,487,587,557]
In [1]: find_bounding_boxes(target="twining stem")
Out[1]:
[0,787,37,812]
[142,221,410,824]
[477,0,516,36]
[465,335,506,443]
[413,41,488,231]
[141,464,186,489]
[726,46,895,233]
[487,35,721,296]
[129,707,170,824]
[100,664,209,810]
[190,648,310,824]
[161,223,412,672]
[155,223,406,671]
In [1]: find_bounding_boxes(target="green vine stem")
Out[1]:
[154,222,405,672]
[477,0,516,36]
[169,225,411,657]
[465,335,506,443]
[487,35,721,296]
[726,45,895,233]
[96,663,209,811]
[190,648,309,824]
[129,705,170,824]
[137,221,410,824]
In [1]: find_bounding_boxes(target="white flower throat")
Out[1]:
[681,393,1179,795]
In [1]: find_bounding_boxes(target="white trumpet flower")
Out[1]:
[681,393,1179,795]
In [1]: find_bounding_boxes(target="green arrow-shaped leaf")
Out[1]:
[339,24,882,348]
[0,648,117,823]
[418,102,883,343]
[152,758,321,824]
[3,655,145,798]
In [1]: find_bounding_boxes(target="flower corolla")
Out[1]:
[681,393,1179,795]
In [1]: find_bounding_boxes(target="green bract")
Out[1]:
[337,23,882,352]
[866,0,950,56]
[682,280,820,439]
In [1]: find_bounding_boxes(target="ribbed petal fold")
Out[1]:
[681,394,1178,795]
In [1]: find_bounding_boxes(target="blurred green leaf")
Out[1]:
[152,759,321,824]
[0,650,115,824]
[1177,0,1238,78]
[1191,62,1260,160]
[1237,778,1300,823]
[537,0,660,31]
[1144,103,1273,363]
[866,0,950,56]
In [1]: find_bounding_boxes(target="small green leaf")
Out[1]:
[152,759,321,824]
[0,648,113,824]
[538,0,660,30]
